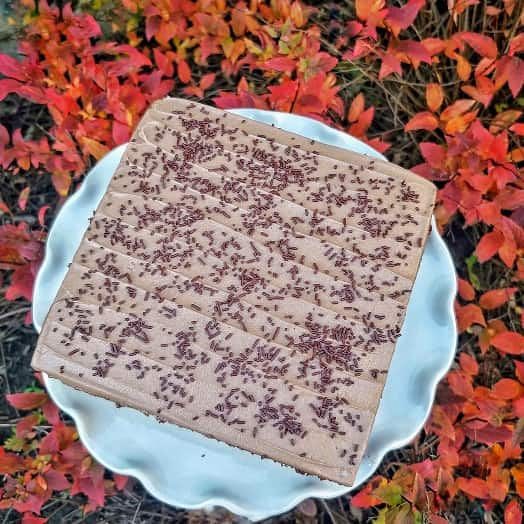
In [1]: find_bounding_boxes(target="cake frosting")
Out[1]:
[32,98,436,485]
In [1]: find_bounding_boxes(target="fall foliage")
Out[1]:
[0,0,523,522]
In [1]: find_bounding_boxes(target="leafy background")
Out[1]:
[0,0,523,522]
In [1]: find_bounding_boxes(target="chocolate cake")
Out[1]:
[32,97,436,485]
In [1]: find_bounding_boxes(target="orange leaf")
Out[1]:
[348,107,374,137]
[492,378,521,400]
[457,477,489,499]
[440,99,476,121]
[444,111,478,134]
[426,83,444,112]
[458,32,498,59]
[0,197,10,214]
[491,331,524,355]
[355,0,385,21]
[479,319,507,354]
[51,171,71,198]
[462,76,496,107]
[177,59,191,84]
[457,277,475,301]
[490,110,522,133]
[511,464,524,498]
[479,288,517,309]
[459,352,479,375]
[505,499,523,524]
[405,111,439,131]
[455,302,486,332]
[454,53,472,81]
[348,93,365,123]
[476,230,504,262]
[81,137,109,161]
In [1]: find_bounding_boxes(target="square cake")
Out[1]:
[32,98,436,485]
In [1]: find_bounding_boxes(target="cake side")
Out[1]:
[32,98,436,486]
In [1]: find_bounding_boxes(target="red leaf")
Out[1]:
[0,447,24,474]
[492,378,521,400]
[509,34,524,56]
[514,360,524,383]
[385,0,425,37]
[42,400,60,425]
[457,477,489,499]
[16,414,39,438]
[479,288,517,309]
[0,78,22,102]
[348,93,365,123]
[458,32,498,59]
[405,111,439,131]
[419,142,446,168]
[265,56,297,74]
[0,53,25,81]
[18,187,30,212]
[491,331,524,355]
[447,371,474,398]
[379,54,402,79]
[395,39,432,66]
[267,80,298,112]
[44,470,70,491]
[457,277,475,301]
[177,59,191,84]
[21,514,47,524]
[351,482,383,507]
[7,392,48,410]
[153,49,174,77]
[497,56,524,97]
[426,83,444,112]
[505,499,523,524]
[455,302,486,332]
[459,352,479,375]
[113,474,129,491]
[112,121,131,145]
[499,235,517,267]
[476,230,504,262]
[199,73,216,91]
[37,206,50,228]
[5,261,37,301]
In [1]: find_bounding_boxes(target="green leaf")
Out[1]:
[466,254,481,290]
[374,482,403,506]
[5,433,25,452]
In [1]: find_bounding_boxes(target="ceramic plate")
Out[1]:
[33,109,457,521]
